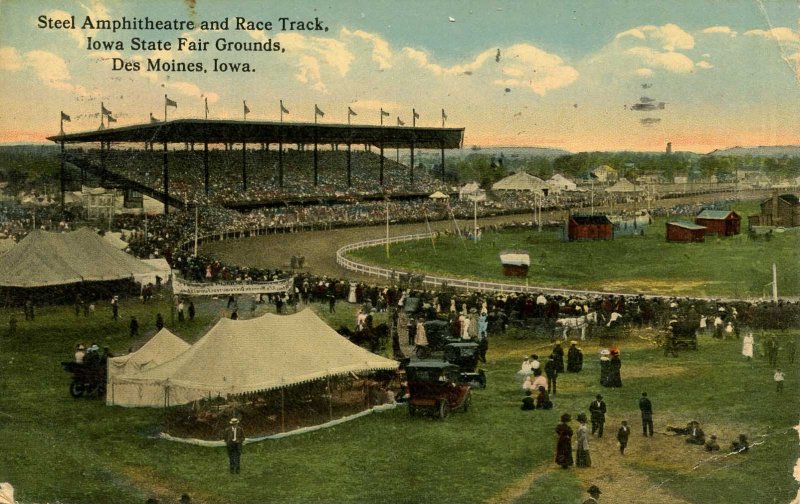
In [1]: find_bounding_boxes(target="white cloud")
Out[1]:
[342,28,393,70]
[696,60,713,69]
[626,46,695,73]
[701,26,737,37]
[275,32,355,93]
[349,99,404,114]
[744,28,799,43]
[634,67,653,77]
[25,50,71,82]
[402,47,444,75]
[0,47,23,71]
[615,24,694,51]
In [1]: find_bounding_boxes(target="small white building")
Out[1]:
[459,182,487,202]
[547,174,577,193]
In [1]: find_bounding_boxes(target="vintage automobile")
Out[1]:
[415,320,459,359]
[61,359,107,398]
[406,360,471,419]
[444,342,487,388]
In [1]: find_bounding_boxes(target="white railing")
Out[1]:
[336,233,761,301]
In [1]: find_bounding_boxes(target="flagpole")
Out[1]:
[164,95,167,122]
[314,104,317,124]
[280,100,284,122]
[380,108,384,126]
[205,97,208,120]
[413,108,416,128]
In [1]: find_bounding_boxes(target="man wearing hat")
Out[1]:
[223,417,245,474]
[589,394,607,437]
[567,341,583,372]
[583,485,602,503]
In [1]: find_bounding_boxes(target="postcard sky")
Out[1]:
[0,0,798,152]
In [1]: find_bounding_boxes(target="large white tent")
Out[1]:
[106,328,191,406]
[0,228,159,287]
[112,309,399,407]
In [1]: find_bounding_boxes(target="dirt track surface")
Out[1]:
[200,190,769,282]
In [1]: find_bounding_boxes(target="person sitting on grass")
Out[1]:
[536,386,553,410]
[667,420,705,445]
[704,434,720,452]
[521,390,536,411]
[730,434,749,453]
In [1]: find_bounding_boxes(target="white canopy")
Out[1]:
[605,177,640,193]
[0,228,160,287]
[492,172,548,192]
[429,191,449,199]
[107,328,191,406]
[112,309,399,407]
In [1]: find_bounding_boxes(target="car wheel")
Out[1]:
[437,400,450,419]
[463,391,472,412]
[69,382,84,398]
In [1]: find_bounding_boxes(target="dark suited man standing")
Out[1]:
[589,394,607,437]
[224,417,245,474]
[639,392,654,437]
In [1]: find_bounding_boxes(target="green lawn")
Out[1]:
[1,299,798,503]
[350,201,800,298]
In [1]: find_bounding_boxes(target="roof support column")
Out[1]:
[162,141,169,215]
[278,141,284,188]
[410,138,415,185]
[380,143,384,186]
[100,140,106,185]
[60,137,65,217]
[313,140,319,186]
[203,142,209,197]
[440,140,445,182]
[347,143,352,188]
[242,142,247,192]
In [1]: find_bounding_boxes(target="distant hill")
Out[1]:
[707,146,800,157]
[449,146,572,160]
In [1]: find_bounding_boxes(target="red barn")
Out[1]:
[666,221,706,242]
[568,215,613,241]
[694,210,741,236]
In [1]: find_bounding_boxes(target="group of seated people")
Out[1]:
[74,342,112,364]
[667,421,750,453]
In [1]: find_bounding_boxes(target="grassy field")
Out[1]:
[1,297,798,503]
[349,201,800,298]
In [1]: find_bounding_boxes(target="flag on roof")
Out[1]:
[348,106,357,116]
[380,108,390,117]
[165,95,177,108]
[413,109,420,119]
[314,104,325,117]
[101,104,112,116]
[244,101,250,116]
[280,100,289,114]
[397,117,405,126]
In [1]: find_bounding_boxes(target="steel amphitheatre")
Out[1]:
[0,118,797,504]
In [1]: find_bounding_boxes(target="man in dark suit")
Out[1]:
[589,394,607,437]
[639,392,654,437]
[224,417,245,474]
[617,420,631,454]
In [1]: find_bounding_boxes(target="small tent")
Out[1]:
[107,328,191,406]
[429,191,449,200]
[112,309,399,407]
[492,172,549,193]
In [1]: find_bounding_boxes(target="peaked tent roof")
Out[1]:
[492,172,548,192]
[107,328,190,406]
[0,228,160,287]
[113,309,399,407]
[605,178,640,193]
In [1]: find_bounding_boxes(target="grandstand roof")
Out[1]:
[49,119,464,149]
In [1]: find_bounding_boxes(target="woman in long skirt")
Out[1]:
[575,413,591,468]
[555,413,574,469]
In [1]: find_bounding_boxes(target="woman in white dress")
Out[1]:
[742,332,754,360]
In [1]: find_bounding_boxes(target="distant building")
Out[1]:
[547,174,577,192]
[666,142,672,155]
[749,193,800,227]
[590,165,617,183]
[458,182,486,202]
[567,215,613,241]
[604,177,640,195]
[695,210,741,236]
[666,221,706,242]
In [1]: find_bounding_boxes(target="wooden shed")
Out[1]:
[666,221,706,242]
[749,193,800,227]
[694,210,741,236]
[568,215,613,241]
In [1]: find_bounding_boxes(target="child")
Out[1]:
[521,390,535,411]
[774,368,785,392]
[617,420,631,454]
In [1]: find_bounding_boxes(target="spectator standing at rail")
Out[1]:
[545,355,559,396]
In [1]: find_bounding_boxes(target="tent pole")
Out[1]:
[281,388,285,432]
[327,377,333,421]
